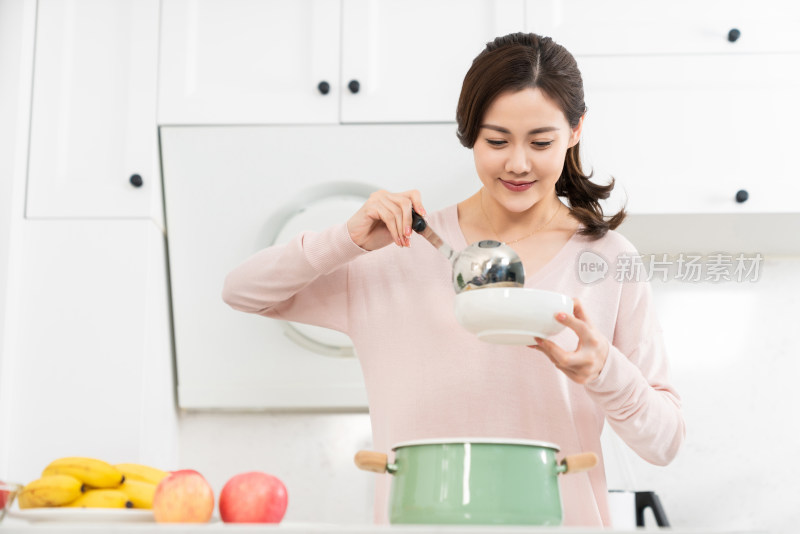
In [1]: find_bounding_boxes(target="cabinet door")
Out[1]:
[26,0,161,220]
[526,0,800,56]
[580,53,800,215]
[158,0,341,125]
[4,220,177,480]
[340,0,525,123]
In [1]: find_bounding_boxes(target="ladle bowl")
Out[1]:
[411,210,525,294]
[451,240,526,293]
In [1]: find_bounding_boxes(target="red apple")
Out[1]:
[219,471,288,523]
[0,481,9,510]
[152,470,214,523]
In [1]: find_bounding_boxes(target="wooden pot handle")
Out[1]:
[561,452,598,474]
[354,450,388,473]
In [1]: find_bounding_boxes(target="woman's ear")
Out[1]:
[568,113,586,148]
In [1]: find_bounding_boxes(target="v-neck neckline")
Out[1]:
[447,204,582,287]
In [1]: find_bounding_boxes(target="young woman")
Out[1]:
[223,32,684,526]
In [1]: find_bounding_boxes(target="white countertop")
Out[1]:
[0,521,770,534]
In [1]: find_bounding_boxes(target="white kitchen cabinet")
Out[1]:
[158,0,342,125]
[157,0,525,125]
[581,53,800,215]
[522,1,800,216]
[26,0,162,223]
[526,0,800,56]
[339,0,524,123]
[3,220,177,482]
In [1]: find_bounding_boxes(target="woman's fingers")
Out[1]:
[532,337,596,384]
[385,191,426,247]
[528,298,609,384]
[379,196,406,246]
[530,337,566,366]
[348,189,426,250]
[555,309,592,340]
[572,298,591,325]
[407,189,426,217]
[396,190,426,246]
[374,203,402,246]
[395,195,412,245]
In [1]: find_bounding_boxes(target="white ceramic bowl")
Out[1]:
[454,288,574,345]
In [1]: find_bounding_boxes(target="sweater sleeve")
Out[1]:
[584,276,686,466]
[221,223,368,333]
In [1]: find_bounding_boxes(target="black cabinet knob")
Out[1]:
[129,174,143,188]
[735,189,749,203]
[348,80,360,94]
[728,28,741,42]
[317,81,330,95]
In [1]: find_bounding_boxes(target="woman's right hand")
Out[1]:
[347,190,426,251]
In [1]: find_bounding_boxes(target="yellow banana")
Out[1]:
[65,489,131,509]
[43,457,124,489]
[118,479,156,509]
[17,475,84,509]
[113,463,169,486]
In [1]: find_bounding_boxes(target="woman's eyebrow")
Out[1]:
[480,124,559,135]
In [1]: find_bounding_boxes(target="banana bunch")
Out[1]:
[43,457,123,488]
[18,457,170,510]
[17,474,83,508]
[114,463,169,486]
[66,489,131,509]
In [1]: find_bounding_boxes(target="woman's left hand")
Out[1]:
[530,298,610,384]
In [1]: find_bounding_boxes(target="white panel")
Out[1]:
[139,220,180,467]
[526,0,800,56]
[26,0,160,220]
[158,0,341,125]
[161,124,477,410]
[5,220,175,483]
[616,213,800,257]
[580,53,800,215]
[340,0,526,123]
[0,0,38,479]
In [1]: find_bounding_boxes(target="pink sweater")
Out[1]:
[222,204,685,526]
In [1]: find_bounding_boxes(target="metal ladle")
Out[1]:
[411,210,525,294]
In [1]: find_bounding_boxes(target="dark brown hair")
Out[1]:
[456,32,625,239]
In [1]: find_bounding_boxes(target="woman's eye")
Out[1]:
[532,141,552,148]
[486,139,507,146]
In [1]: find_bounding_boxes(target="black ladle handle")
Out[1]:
[410,208,454,261]
[411,209,427,233]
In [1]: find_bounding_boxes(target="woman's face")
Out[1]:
[473,87,583,213]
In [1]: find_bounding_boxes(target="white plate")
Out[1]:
[8,507,154,523]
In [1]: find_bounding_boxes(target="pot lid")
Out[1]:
[391,437,560,451]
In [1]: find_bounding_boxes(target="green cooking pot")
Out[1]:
[355,438,597,525]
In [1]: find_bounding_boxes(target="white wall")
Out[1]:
[604,256,800,532]
[178,412,375,525]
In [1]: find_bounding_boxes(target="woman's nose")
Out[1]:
[505,144,531,174]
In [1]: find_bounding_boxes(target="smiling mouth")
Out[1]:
[500,178,536,186]
[498,178,537,192]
